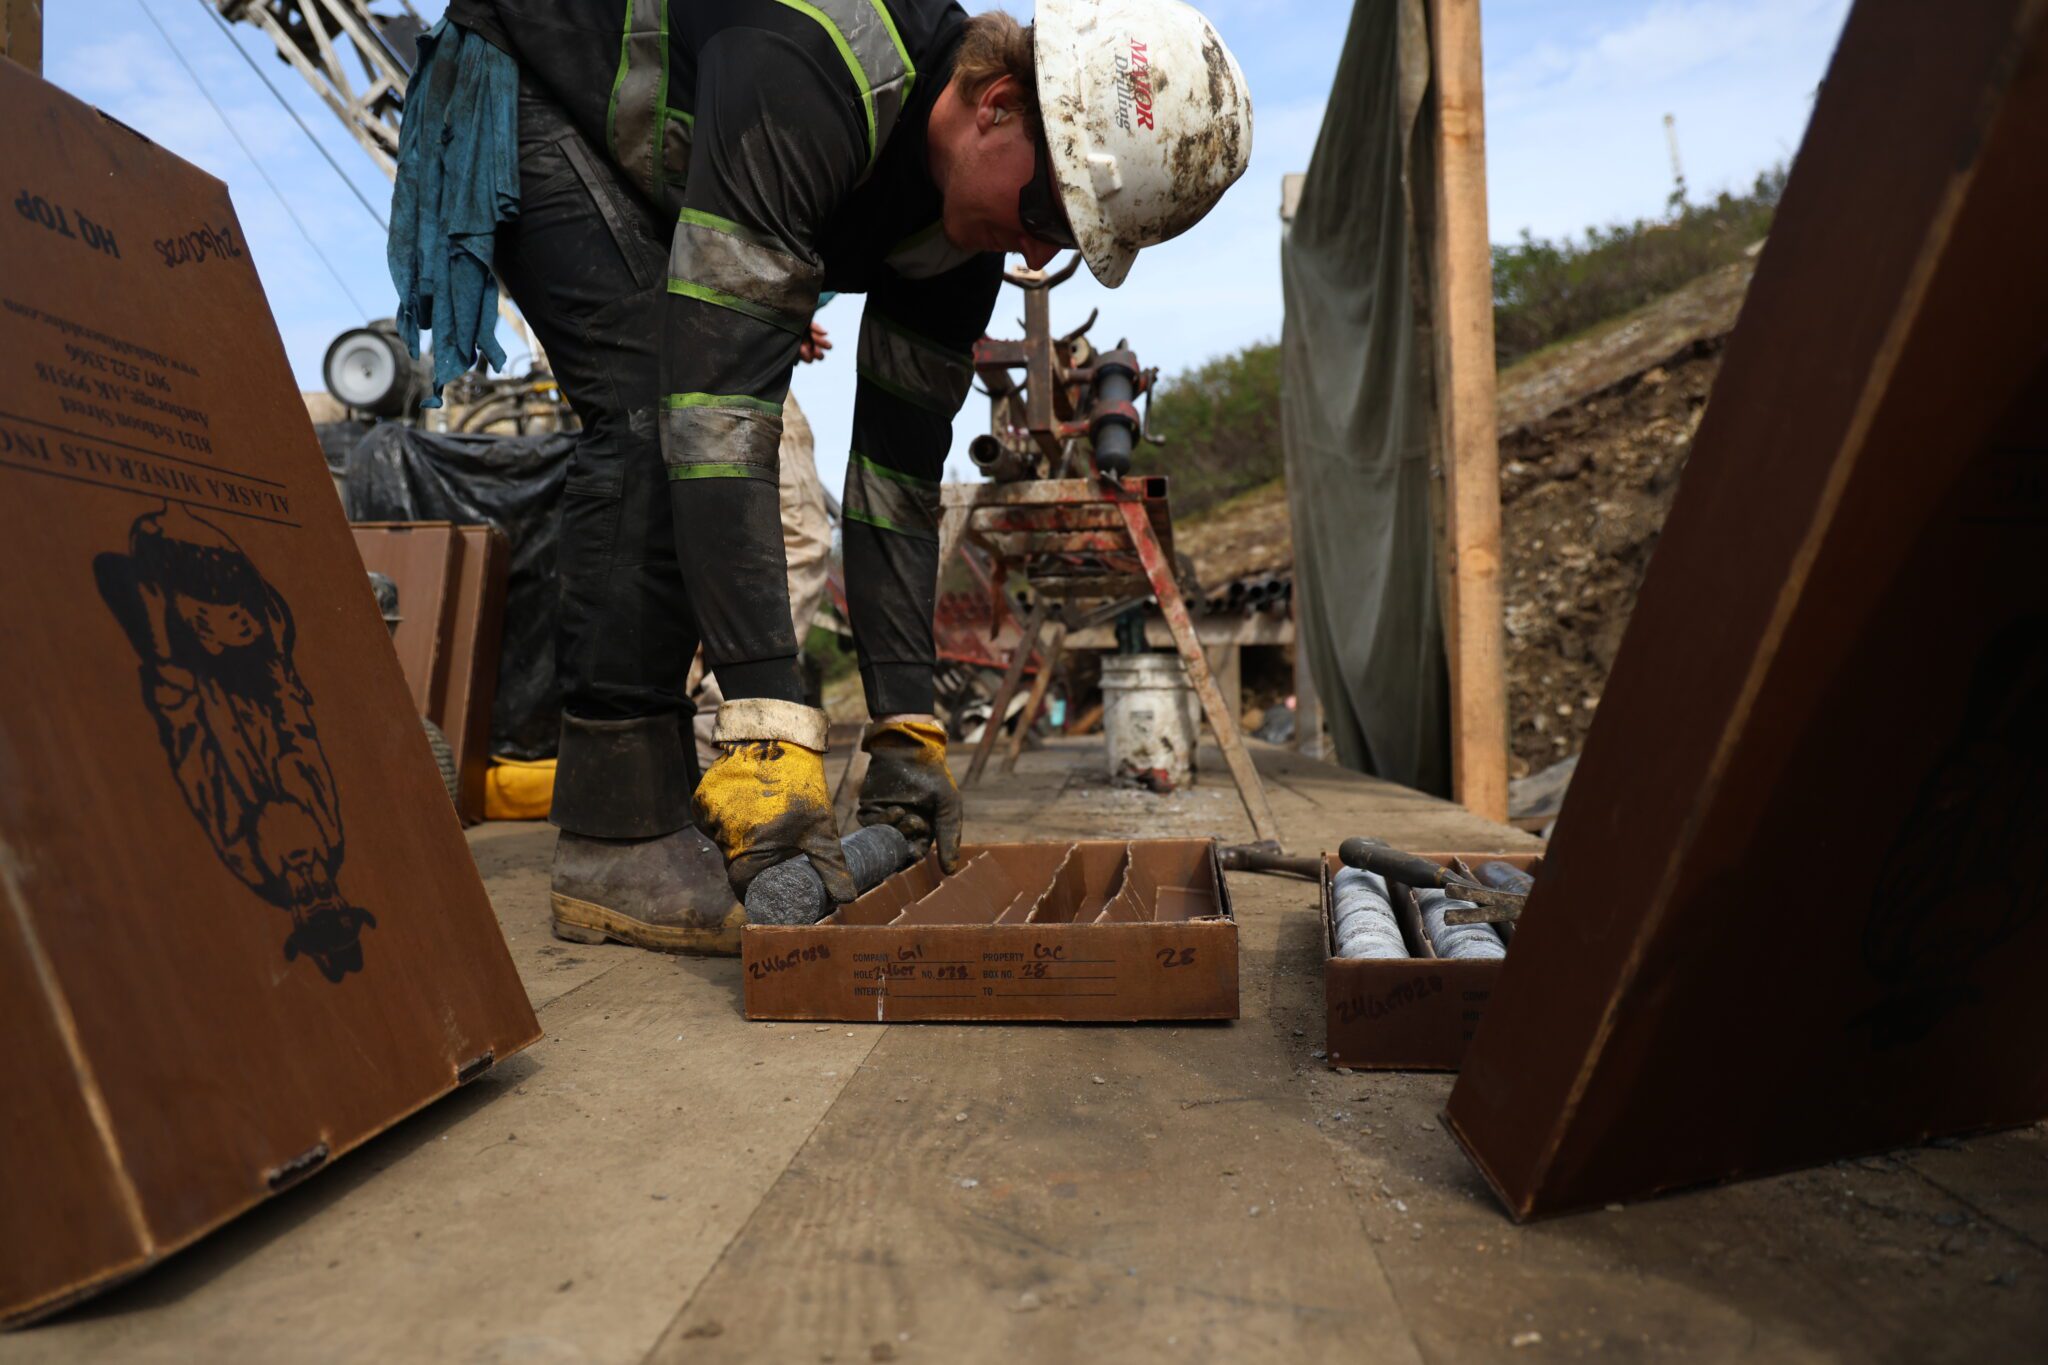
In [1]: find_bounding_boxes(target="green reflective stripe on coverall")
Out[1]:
[856,310,973,414]
[607,0,683,203]
[662,107,694,189]
[668,209,824,334]
[767,0,915,171]
[662,393,783,481]
[843,450,939,539]
[606,1,913,183]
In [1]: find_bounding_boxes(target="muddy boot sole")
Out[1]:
[549,891,745,957]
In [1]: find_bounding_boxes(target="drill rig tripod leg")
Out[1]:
[962,597,1052,789]
[1114,499,1284,846]
[1000,619,1068,776]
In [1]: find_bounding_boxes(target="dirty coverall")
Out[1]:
[690,392,836,771]
[454,0,1002,839]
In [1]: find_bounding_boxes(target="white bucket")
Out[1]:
[1101,654,1199,790]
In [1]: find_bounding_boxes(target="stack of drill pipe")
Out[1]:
[1332,866,1409,959]
[1416,888,1508,960]
[1251,578,1287,616]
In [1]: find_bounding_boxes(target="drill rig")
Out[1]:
[213,0,416,175]
[966,255,1151,484]
[939,260,1281,844]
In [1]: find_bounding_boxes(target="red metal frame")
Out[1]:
[947,478,1282,845]
[940,262,1282,844]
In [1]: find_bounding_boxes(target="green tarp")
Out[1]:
[1281,0,1451,795]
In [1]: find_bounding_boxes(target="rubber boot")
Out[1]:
[547,712,743,955]
[549,826,746,955]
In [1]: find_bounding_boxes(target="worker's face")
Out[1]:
[943,76,1064,270]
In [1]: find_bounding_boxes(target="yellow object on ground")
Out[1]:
[692,699,852,901]
[485,756,555,821]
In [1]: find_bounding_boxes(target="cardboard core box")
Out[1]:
[742,839,1237,1022]
[1322,852,1536,1071]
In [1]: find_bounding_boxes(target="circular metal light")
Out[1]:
[323,326,411,416]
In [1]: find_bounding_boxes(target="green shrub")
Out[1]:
[1493,165,1785,366]
[1132,163,1785,515]
[1133,339,1282,517]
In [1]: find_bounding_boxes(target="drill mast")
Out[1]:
[213,0,421,180]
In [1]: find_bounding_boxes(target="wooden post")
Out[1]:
[2,0,42,75]
[1291,577,1326,760]
[1429,0,1509,822]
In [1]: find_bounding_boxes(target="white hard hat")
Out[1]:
[1033,0,1254,288]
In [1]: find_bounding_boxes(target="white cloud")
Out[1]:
[1572,0,1843,90]
[1485,0,1849,239]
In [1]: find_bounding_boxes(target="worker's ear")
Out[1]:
[975,75,1030,135]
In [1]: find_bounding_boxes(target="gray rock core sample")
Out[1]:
[1417,888,1507,960]
[744,824,912,926]
[1476,860,1535,896]
[1333,866,1408,960]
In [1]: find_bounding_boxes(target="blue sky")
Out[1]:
[49,0,1850,497]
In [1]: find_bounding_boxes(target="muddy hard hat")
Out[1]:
[1034,0,1254,288]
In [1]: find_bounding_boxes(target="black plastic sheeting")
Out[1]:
[343,424,573,759]
[315,419,375,481]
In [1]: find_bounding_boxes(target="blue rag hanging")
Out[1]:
[387,20,520,408]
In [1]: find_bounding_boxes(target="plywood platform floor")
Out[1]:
[10,740,2045,1363]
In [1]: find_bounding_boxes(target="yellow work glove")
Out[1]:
[857,717,964,874]
[692,700,855,903]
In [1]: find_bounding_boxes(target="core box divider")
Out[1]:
[1322,852,1536,1072]
[826,857,941,925]
[1096,871,1148,924]
[1027,841,1129,924]
[743,839,1236,1022]
[888,852,1010,926]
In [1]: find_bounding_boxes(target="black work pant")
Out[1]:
[495,78,698,838]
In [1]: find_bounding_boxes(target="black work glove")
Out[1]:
[857,717,963,874]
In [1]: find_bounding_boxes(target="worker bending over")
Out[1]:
[392,0,1252,952]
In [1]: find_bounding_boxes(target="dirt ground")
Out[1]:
[1499,340,1722,778]
[1173,480,1293,588]
[1167,266,1748,781]
[1494,259,1750,432]
[1169,349,1730,782]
